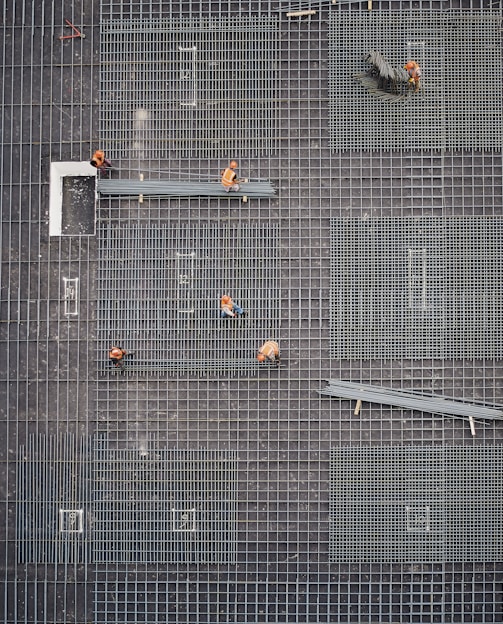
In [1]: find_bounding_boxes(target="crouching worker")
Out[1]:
[257,340,280,365]
[221,160,241,192]
[220,295,245,318]
[404,60,421,93]
[90,149,112,176]
[108,346,133,372]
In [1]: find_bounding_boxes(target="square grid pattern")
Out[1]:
[93,438,238,564]
[328,11,503,150]
[2,2,503,624]
[100,16,279,160]
[330,445,503,563]
[96,221,280,373]
[16,434,91,565]
[330,216,503,360]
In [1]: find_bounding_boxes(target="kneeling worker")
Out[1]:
[220,294,245,318]
[257,340,280,365]
[221,160,241,192]
[108,346,133,372]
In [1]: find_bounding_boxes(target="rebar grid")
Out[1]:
[93,436,238,565]
[1,1,98,623]
[2,1,503,623]
[330,216,503,360]
[329,149,503,216]
[328,10,503,150]
[330,446,503,562]
[100,15,279,161]
[96,221,280,374]
[16,434,91,565]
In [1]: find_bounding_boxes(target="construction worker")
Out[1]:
[221,160,241,192]
[108,346,132,371]
[90,149,112,176]
[257,340,280,365]
[404,61,421,93]
[220,294,245,318]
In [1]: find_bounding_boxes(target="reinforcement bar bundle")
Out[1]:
[97,179,276,198]
[320,380,503,421]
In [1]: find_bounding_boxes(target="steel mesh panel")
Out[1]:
[330,217,503,360]
[92,437,238,564]
[328,11,503,150]
[97,222,280,374]
[4,2,503,624]
[94,572,170,624]
[16,434,91,565]
[330,446,503,563]
[100,16,279,160]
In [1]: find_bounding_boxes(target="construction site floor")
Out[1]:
[1,1,502,623]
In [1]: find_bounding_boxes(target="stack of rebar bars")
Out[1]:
[97,179,276,198]
[320,380,503,422]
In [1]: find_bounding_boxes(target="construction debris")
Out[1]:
[59,18,85,40]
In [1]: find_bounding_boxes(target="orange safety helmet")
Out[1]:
[404,61,421,75]
[221,295,232,304]
[257,353,266,362]
[229,160,238,169]
[110,347,123,358]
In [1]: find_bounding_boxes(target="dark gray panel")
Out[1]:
[330,217,503,359]
[330,446,503,562]
[328,11,503,150]
[62,176,96,236]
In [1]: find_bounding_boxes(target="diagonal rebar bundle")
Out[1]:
[354,51,411,102]
[320,380,503,421]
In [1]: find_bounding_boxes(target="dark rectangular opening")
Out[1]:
[61,176,95,236]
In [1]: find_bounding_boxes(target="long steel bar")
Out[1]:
[97,179,276,197]
[99,359,265,372]
[320,380,503,420]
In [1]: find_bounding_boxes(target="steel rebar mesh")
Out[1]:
[330,216,503,360]
[96,221,280,374]
[329,10,503,150]
[100,16,279,162]
[2,1,503,623]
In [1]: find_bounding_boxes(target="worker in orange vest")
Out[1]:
[90,149,112,176]
[404,61,421,92]
[221,160,241,192]
[109,346,133,371]
[257,340,280,365]
[220,294,245,318]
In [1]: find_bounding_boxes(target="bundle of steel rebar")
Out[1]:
[97,179,276,198]
[319,380,503,421]
[100,359,268,373]
[354,51,411,102]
